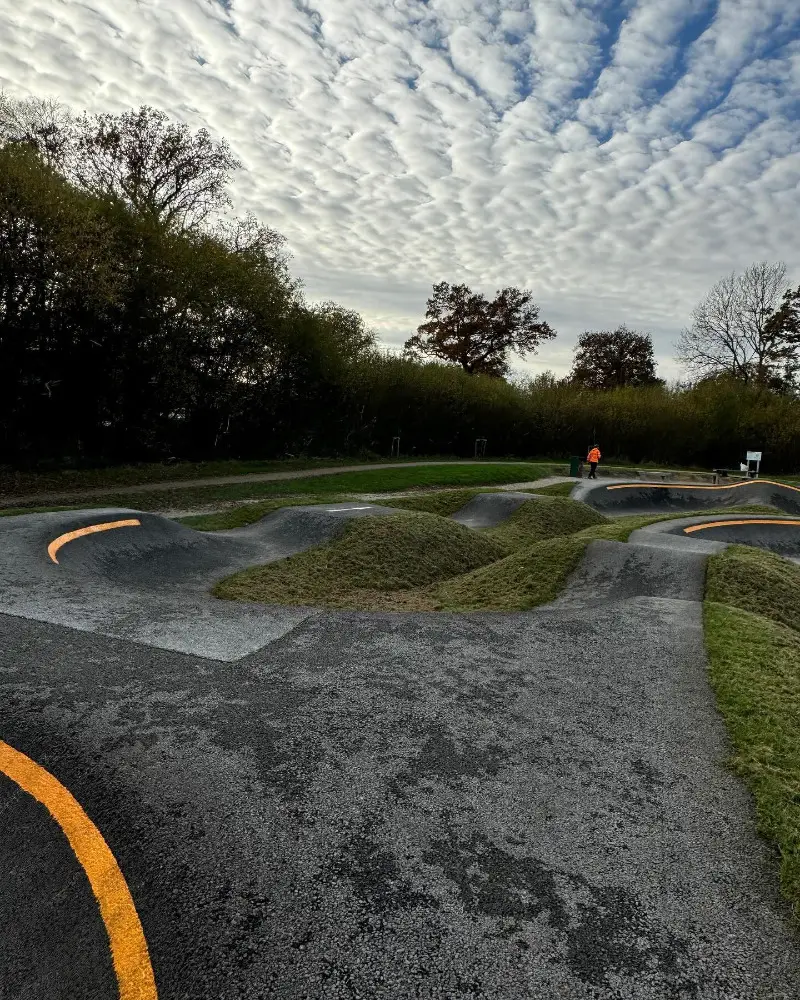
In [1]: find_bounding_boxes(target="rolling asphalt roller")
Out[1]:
[0,495,542,660]
[627,512,800,563]
[3,491,800,660]
[0,503,404,660]
[449,490,545,528]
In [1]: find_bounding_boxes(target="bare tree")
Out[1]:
[0,91,73,167]
[739,261,790,378]
[72,106,241,230]
[676,262,791,384]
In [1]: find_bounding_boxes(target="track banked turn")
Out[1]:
[574,477,800,515]
[2,486,800,998]
[0,503,405,660]
[0,495,545,659]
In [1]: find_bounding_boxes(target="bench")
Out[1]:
[712,468,752,485]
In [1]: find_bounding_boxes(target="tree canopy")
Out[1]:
[569,326,660,389]
[403,281,556,378]
[72,106,241,231]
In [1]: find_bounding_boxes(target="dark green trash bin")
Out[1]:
[569,456,582,478]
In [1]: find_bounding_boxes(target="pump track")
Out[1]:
[1,480,800,999]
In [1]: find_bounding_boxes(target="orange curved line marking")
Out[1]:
[0,740,158,1000]
[607,480,800,493]
[48,519,141,564]
[684,518,800,534]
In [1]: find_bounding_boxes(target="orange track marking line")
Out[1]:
[48,519,141,564]
[606,480,800,493]
[0,740,158,999]
[683,518,800,534]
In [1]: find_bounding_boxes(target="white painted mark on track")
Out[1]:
[325,506,374,512]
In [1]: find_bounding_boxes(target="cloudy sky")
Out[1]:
[3,1,799,379]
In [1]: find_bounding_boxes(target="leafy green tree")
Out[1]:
[569,326,660,389]
[0,142,124,459]
[404,281,555,378]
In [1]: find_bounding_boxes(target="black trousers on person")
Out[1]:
[588,462,598,479]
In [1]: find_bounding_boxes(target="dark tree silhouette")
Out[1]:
[569,326,660,389]
[0,91,73,167]
[675,262,791,385]
[764,284,800,343]
[73,106,241,230]
[404,281,555,378]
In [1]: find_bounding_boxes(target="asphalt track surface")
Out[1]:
[629,513,800,560]
[573,477,800,516]
[2,493,800,999]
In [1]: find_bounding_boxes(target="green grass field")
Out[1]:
[0,462,567,512]
[0,456,480,495]
[0,457,368,495]
[0,454,717,498]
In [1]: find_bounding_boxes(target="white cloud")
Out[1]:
[2,0,799,382]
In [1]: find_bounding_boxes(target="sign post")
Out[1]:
[746,451,762,478]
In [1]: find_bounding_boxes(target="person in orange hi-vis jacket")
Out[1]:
[586,444,601,479]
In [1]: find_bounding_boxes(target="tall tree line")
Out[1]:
[0,95,376,465]
[3,93,800,472]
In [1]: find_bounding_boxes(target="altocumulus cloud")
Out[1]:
[2,0,799,378]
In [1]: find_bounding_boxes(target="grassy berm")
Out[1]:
[214,511,506,611]
[704,545,800,928]
[213,497,785,613]
[215,497,606,612]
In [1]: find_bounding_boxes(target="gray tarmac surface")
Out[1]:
[2,501,800,998]
[661,515,800,556]
[0,503,401,660]
[450,491,541,528]
[628,513,800,563]
[574,478,800,516]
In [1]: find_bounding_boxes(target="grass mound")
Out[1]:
[704,602,800,927]
[706,545,800,635]
[384,489,486,517]
[486,497,607,553]
[178,495,358,531]
[214,511,506,609]
[434,536,587,611]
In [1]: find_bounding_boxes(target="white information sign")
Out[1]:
[746,451,762,462]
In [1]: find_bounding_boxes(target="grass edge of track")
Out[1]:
[704,546,800,931]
